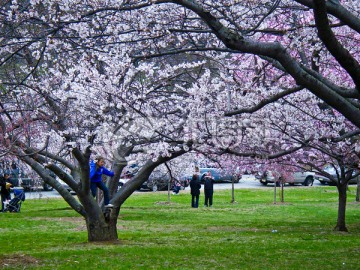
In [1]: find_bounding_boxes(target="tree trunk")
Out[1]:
[85,209,119,242]
[167,178,171,203]
[356,179,360,202]
[230,177,235,203]
[273,182,277,204]
[334,182,348,232]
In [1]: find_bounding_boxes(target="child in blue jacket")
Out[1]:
[90,156,114,208]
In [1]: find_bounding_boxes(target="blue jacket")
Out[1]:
[89,161,115,183]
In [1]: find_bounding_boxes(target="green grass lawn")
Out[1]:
[1,186,360,269]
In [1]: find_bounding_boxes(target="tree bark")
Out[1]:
[85,208,119,242]
[334,182,348,232]
[273,181,277,204]
[230,177,235,203]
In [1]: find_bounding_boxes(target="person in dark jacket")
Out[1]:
[90,156,114,208]
[190,174,201,208]
[204,171,215,207]
[0,173,12,212]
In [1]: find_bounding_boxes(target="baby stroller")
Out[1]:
[4,188,25,212]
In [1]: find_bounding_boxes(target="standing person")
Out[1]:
[90,156,114,208]
[190,174,201,208]
[204,171,215,207]
[0,173,12,212]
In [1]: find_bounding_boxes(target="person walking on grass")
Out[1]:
[190,174,201,208]
[90,156,114,208]
[204,171,215,207]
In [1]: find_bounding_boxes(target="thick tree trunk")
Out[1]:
[85,208,120,242]
[334,183,348,232]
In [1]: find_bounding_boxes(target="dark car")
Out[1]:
[199,168,241,183]
[1,162,54,191]
[118,164,173,192]
[8,173,54,191]
[141,171,190,192]
[118,163,140,190]
[143,169,172,191]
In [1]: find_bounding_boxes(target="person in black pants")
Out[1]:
[204,171,215,207]
[190,174,201,208]
[0,174,12,212]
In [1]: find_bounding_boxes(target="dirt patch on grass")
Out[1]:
[32,216,87,231]
[87,239,129,245]
[32,216,84,223]
[348,201,360,205]
[155,201,178,205]
[0,254,39,268]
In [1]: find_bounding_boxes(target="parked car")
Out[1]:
[119,176,155,191]
[20,177,54,191]
[317,166,359,185]
[198,168,241,183]
[312,173,330,185]
[118,163,140,190]
[9,173,54,191]
[255,171,279,186]
[143,169,172,191]
[1,162,54,191]
[59,179,76,194]
[118,164,174,192]
[291,171,327,186]
[256,170,319,186]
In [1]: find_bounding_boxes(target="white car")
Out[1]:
[317,167,358,185]
[291,171,324,186]
[255,171,277,185]
[256,171,318,186]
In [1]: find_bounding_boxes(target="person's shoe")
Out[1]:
[105,204,114,208]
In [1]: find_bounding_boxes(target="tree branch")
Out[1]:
[313,0,360,90]
[225,86,303,116]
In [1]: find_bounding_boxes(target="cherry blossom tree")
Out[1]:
[218,89,360,231]
[146,0,359,128]
[0,21,201,241]
[159,48,359,231]
[1,0,360,239]
[3,1,359,125]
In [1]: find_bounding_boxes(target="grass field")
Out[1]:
[1,186,360,269]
